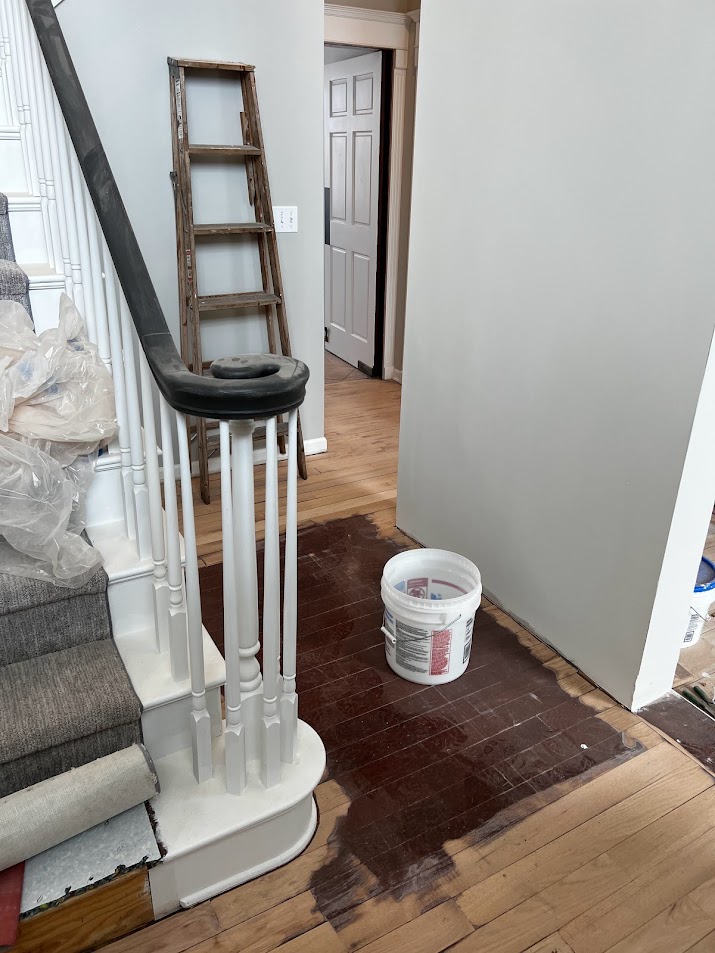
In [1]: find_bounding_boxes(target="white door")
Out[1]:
[324,51,382,371]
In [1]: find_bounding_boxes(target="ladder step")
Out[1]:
[189,143,261,158]
[169,57,255,72]
[190,422,290,440]
[194,222,273,237]
[198,292,281,313]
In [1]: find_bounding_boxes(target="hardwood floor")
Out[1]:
[103,353,715,953]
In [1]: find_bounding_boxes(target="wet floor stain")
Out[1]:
[200,515,643,922]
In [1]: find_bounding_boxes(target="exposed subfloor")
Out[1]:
[99,354,715,953]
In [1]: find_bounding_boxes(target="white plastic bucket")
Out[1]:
[381,549,482,685]
[685,556,715,647]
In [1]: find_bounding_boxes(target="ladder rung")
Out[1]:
[198,292,281,313]
[194,222,273,238]
[169,57,255,72]
[190,422,290,440]
[189,144,261,158]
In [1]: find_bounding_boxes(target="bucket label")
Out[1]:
[395,620,431,673]
[685,611,699,644]
[463,617,474,664]
[407,577,429,599]
[430,629,452,676]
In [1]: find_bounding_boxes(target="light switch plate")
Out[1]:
[273,206,298,232]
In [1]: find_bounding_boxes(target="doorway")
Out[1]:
[324,44,392,378]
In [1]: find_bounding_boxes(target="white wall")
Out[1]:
[398,0,715,707]
[57,0,325,443]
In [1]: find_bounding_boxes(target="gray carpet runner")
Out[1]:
[0,193,32,318]
[0,568,142,798]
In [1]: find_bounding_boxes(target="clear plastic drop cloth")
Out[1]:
[0,295,117,587]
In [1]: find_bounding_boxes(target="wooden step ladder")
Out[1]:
[168,57,308,504]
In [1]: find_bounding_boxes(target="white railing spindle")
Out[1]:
[176,411,213,784]
[0,1,18,127]
[53,98,83,310]
[67,142,97,340]
[261,415,281,789]
[9,0,37,192]
[280,408,299,763]
[159,396,189,682]
[118,293,151,558]
[26,9,61,272]
[83,193,111,371]
[219,421,247,795]
[139,352,170,654]
[41,65,72,294]
[101,236,135,539]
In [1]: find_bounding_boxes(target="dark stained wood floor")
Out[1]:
[199,514,643,924]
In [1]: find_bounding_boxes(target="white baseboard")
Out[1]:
[392,369,403,384]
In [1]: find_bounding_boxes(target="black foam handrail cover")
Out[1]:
[25,0,308,420]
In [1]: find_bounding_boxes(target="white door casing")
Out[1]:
[324,51,382,371]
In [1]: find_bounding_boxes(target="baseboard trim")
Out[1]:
[392,369,402,384]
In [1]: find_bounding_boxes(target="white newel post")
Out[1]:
[176,411,213,784]
[280,408,299,763]
[230,418,262,760]
[159,396,189,682]
[219,421,247,795]
[139,352,170,654]
[261,415,281,789]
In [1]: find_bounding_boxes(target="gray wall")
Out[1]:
[398,0,715,706]
[57,0,325,444]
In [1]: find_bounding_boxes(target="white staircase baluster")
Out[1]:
[26,9,61,272]
[83,193,111,372]
[7,0,37,195]
[159,395,189,682]
[219,421,247,795]
[0,2,19,127]
[67,139,96,340]
[41,65,71,294]
[139,352,170,654]
[17,1,50,259]
[118,293,151,558]
[101,236,135,540]
[231,419,262,760]
[54,99,83,310]
[261,415,281,789]
[176,410,213,784]
[280,408,298,763]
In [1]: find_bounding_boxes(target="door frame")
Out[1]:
[324,3,415,382]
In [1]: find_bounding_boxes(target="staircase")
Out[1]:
[0,0,326,925]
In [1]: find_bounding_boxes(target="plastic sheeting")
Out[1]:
[0,295,117,586]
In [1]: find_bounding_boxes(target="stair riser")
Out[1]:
[0,131,28,192]
[107,571,155,638]
[86,464,127,529]
[29,279,65,333]
[141,688,223,763]
[8,198,48,263]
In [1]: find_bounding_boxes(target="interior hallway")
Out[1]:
[98,354,715,953]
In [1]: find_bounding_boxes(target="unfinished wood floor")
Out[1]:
[111,353,715,953]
